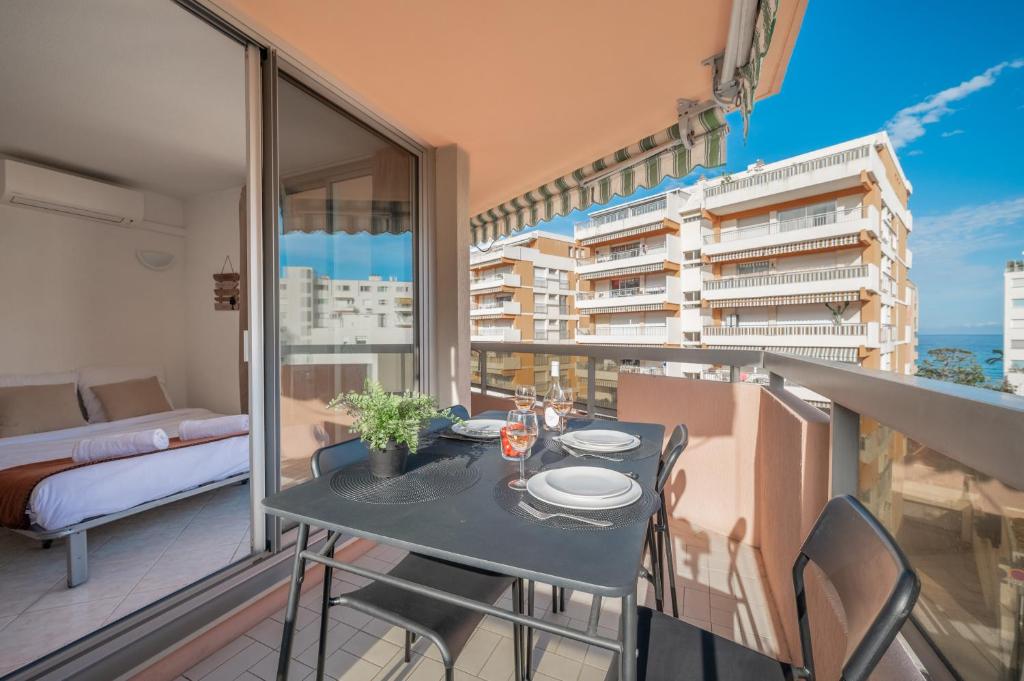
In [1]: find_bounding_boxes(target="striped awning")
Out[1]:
[737,0,780,137]
[706,291,861,309]
[579,262,669,280]
[703,234,863,263]
[578,219,679,246]
[713,345,858,363]
[471,107,727,245]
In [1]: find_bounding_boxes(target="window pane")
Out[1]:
[277,76,416,489]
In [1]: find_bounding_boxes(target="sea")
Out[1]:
[917,334,1003,381]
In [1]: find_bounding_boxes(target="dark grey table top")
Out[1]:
[262,411,664,597]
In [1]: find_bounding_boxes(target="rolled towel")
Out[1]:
[72,429,170,464]
[178,414,249,441]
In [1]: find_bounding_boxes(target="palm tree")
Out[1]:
[985,349,1003,366]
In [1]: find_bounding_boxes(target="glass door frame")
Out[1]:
[259,50,432,552]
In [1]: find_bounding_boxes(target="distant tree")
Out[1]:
[991,377,1016,393]
[917,347,987,388]
[985,348,1004,366]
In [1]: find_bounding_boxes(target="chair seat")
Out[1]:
[634,607,793,681]
[343,553,513,660]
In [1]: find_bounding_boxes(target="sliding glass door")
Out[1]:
[272,73,418,491]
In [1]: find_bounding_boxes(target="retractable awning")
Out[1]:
[470,108,726,245]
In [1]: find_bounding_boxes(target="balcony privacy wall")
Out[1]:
[617,373,852,679]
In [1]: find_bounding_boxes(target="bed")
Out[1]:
[0,408,250,587]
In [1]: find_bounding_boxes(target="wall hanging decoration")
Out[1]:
[213,256,240,311]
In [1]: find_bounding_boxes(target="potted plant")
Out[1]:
[328,380,459,478]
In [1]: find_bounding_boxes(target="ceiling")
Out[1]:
[0,0,247,199]
[217,0,806,217]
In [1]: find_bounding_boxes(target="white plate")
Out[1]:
[527,470,642,510]
[452,419,504,439]
[560,430,640,452]
[544,467,632,499]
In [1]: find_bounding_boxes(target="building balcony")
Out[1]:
[470,272,521,291]
[470,301,521,317]
[577,243,681,280]
[575,281,679,312]
[702,322,879,348]
[574,196,673,243]
[471,326,521,342]
[702,263,878,302]
[576,322,676,345]
[702,207,878,262]
[703,144,873,214]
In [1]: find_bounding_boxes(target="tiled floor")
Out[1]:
[180,520,788,681]
[0,482,252,675]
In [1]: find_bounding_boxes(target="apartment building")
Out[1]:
[1005,260,1024,395]
[700,133,917,380]
[279,266,414,386]
[469,231,579,392]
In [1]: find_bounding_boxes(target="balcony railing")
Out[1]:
[575,197,667,232]
[703,264,869,291]
[703,323,867,337]
[469,340,1024,681]
[703,207,863,245]
[578,246,667,266]
[577,324,667,338]
[470,301,520,316]
[576,286,667,301]
[619,365,665,376]
[470,273,520,289]
[704,145,871,198]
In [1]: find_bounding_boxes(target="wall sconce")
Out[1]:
[136,250,175,271]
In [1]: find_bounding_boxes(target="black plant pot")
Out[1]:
[369,441,410,478]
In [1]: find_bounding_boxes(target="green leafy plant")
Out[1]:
[327,380,459,454]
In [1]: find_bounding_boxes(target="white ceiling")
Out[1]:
[0,0,247,199]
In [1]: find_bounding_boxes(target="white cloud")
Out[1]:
[912,196,1024,257]
[906,149,924,156]
[940,129,965,138]
[885,59,1024,148]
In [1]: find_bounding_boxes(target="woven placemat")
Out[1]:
[330,453,481,504]
[493,476,659,532]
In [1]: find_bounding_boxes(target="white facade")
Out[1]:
[1005,261,1024,395]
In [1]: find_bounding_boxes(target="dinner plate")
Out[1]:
[451,419,504,439]
[527,470,642,510]
[560,430,640,452]
[544,467,632,499]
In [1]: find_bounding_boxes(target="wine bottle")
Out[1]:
[543,361,562,431]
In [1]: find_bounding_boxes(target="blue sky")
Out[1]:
[291,1,1024,333]
[522,1,1024,335]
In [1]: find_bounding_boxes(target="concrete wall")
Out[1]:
[0,201,189,406]
[183,186,243,414]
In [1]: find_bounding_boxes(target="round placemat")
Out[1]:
[540,433,661,463]
[330,454,481,504]
[493,476,660,531]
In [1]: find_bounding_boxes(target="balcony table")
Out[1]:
[263,410,663,681]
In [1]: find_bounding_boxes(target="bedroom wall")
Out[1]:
[0,200,189,406]
[183,187,243,415]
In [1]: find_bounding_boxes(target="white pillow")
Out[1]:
[0,370,78,388]
[78,365,173,422]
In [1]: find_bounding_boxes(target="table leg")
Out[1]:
[526,581,534,680]
[277,523,310,681]
[512,579,522,681]
[620,591,637,681]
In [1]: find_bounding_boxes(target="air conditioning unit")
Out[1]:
[0,159,144,226]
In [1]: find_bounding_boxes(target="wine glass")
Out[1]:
[505,410,538,491]
[552,387,575,434]
[513,385,536,412]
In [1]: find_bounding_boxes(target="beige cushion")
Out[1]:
[90,377,172,422]
[0,383,87,438]
[78,366,172,422]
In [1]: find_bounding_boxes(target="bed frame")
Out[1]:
[11,473,250,588]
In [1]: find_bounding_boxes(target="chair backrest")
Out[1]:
[792,495,919,681]
[655,424,688,494]
[310,404,470,478]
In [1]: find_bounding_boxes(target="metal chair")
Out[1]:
[552,425,687,618]
[626,495,920,681]
[310,405,519,681]
[644,424,687,617]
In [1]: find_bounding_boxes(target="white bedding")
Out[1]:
[0,409,250,531]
